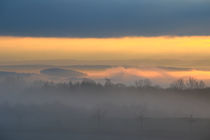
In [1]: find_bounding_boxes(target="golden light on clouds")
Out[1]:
[83,67,210,82]
[84,67,162,78]
[167,70,210,80]
[0,36,210,62]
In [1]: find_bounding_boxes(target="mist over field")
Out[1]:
[0,65,210,140]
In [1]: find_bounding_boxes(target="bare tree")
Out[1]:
[198,80,206,89]
[81,78,96,87]
[104,78,113,87]
[135,79,152,88]
[186,77,199,89]
[170,77,206,90]
[170,78,185,90]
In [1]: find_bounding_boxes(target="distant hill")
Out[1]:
[0,71,31,77]
[40,68,86,77]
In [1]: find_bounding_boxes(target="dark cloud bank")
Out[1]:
[0,0,210,37]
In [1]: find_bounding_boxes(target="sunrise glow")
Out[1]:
[1,36,210,62]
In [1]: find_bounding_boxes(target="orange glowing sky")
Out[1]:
[0,36,210,63]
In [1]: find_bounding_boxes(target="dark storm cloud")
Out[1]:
[0,0,210,37]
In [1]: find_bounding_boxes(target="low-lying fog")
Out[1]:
[0,65,210,140]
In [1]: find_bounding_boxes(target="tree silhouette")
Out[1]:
[186,77,199,89]
[170,78,185,90]
[135,79,152,88]
[104,78,113,87]
[198,80,206,89]
[170,77,206,90]
[81,78,97,87]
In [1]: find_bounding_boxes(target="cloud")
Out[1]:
[40,68,86,78]
[157,66,192,71]
[83,66,210,86]
[0,0,210,37]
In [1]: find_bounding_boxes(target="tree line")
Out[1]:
[39,77,207,91]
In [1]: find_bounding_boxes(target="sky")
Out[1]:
[0,0,210,83]
[1,0,210,37]
[0,36,210,66]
